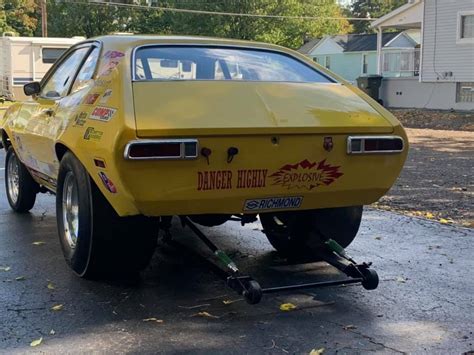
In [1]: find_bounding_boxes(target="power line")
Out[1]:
[66,0,376,21]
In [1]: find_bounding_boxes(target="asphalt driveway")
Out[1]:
[0,151,473,354]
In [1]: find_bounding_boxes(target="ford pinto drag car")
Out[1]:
[1,35,407,289]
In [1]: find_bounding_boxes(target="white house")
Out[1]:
[372,0,474,111]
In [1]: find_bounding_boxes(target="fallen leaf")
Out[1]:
[462,221,474,228]
[439,218,450,224]
[222,299,242,305]
[32,241,46,246]
[51,304,64,311]
[396,276,407,283]
[0,266,11,272]
[309,348,325,355]
[279,303,297,312]
[142,317,164,323]
[30,337,43,347]
[343,324,357,330]
[191,311,219,319]
[49,329,56,335]
[15,276,26,281]
[47,282,55,290]
[425,212,434,219]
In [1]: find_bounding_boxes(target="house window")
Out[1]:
[456,82,474,103]
[362,54,368,74]
[461,15,474,38]
[457,11,474,43]
[325,56,331,70]
[42,48,67,64]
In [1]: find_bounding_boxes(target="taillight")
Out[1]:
[347,136,404,154]
[124,139,199,160]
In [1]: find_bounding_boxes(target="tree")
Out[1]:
[128,0,351,49]
[350,0,406,33]
[1,0,37,36]
[44,0,138,38]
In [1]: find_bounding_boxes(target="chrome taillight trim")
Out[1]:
[347,136,404,155]
[124,139,199,160]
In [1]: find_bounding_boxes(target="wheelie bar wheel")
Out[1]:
[361,268,379,290]
[243,280,263,304]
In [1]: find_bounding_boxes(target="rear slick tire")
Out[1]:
[260,206,363,260]
[56,152,158,279]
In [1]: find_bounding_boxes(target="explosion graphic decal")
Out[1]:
[269,159,343,190]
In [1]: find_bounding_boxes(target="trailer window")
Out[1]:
[134,46,334,83]
[42,48,67,64]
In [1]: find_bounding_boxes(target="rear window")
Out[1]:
[134,46,334,83]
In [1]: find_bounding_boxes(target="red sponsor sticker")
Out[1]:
[83,93,100,105]
[98,172,117,193]
[90,106,116,122]
[270,159,343,190]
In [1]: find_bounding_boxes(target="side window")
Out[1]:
[71,47,100,93]
[41,47,89,98]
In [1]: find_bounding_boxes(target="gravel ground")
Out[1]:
[375,128,473,227]
[391,109,474,132]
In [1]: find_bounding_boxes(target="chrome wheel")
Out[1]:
[62,172,79,248]
[7,152,20,205]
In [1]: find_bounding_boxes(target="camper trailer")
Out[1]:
[0,34,83,101]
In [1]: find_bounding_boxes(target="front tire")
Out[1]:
[56,152,158,279]
[5,146,38,213]
[260,206,363,260]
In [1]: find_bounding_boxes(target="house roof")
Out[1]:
[371,0,423,29]
[299,32,402,54]
[297,38,321,54]
[335,32,401,51]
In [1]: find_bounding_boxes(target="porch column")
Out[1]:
[376,26,383,75]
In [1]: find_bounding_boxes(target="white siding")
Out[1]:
[422,0,474,82]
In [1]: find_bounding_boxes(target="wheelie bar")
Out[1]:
[180,217,379,305]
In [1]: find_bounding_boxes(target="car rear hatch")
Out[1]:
[132,81,394,137]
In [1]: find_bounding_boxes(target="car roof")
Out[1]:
[90,34,294,54]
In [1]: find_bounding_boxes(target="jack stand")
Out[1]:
[180,217,379,305]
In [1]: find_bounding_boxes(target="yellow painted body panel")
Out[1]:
[0,35,408,217]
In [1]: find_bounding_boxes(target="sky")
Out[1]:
[337,0,352,5]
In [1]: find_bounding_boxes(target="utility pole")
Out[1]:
[41,0,47,37]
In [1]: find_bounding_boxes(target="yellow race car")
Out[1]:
[1,35,407,282]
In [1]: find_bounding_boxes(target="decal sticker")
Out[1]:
[98,172,117,193]
[198,170,233,191]
[94,79,112,87]
[236,169,267,189]
[93,158,107,169]
[270,159,343,190]
[197,169,267,191]
[83,93,100,105]
[98,50,125,77]
[90,106,116,122]
[83,127,103,141]
[72,112,88,127]
[244,196,303,211]
[99,89,113,104]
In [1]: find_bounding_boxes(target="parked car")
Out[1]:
[0,35,408,279]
